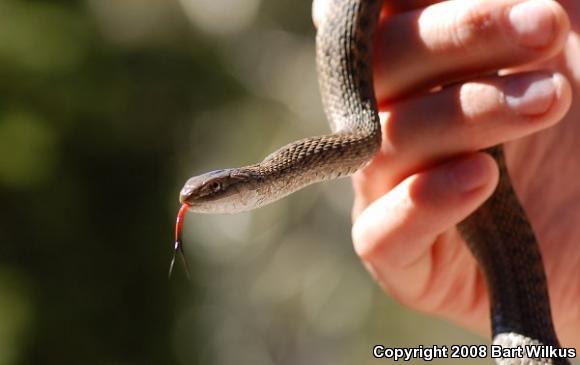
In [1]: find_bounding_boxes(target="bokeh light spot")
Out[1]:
[177,0,261,35]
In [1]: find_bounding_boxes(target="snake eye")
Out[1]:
[208,181,222,192]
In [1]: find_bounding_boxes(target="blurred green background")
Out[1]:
[0,0,495,364]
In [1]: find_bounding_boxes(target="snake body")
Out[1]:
[180,1,567,363]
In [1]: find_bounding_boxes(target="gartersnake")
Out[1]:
[176,1,568,363]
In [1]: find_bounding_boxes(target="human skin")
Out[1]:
[313,0,579,346]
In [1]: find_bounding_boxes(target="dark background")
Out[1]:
[0,1,487,364]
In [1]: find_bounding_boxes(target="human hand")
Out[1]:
[314,0,579,346]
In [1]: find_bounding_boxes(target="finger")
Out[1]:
[352,71,572,214]
[312,0,328,28]
[374,0,570,102]
[312,0,443,28]
[352,153,497,309]
[385,0,443,14]
[557,1,580,32]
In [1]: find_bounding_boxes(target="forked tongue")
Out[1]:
[169,203,191,279]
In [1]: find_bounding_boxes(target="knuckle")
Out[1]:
[406,173,444,213]
[352,211,397,264]
[450,4,496,51]
[418,1,498,57]
[458,82,504,122]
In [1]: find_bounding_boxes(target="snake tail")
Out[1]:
[458,146,568,365]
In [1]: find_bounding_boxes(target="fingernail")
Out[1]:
[505,73,556,116]
[447,157,487,193]
[508,0,555,48]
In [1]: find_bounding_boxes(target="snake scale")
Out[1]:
[177,1,568,363]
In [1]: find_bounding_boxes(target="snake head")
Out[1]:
[179,169,261,214]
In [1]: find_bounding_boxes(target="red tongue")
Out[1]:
[175,203,189,243]
[169,203,191,279]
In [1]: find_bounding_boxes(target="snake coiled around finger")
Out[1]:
[179,1,568,363]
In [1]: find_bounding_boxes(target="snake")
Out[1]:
[175,1,569,363]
